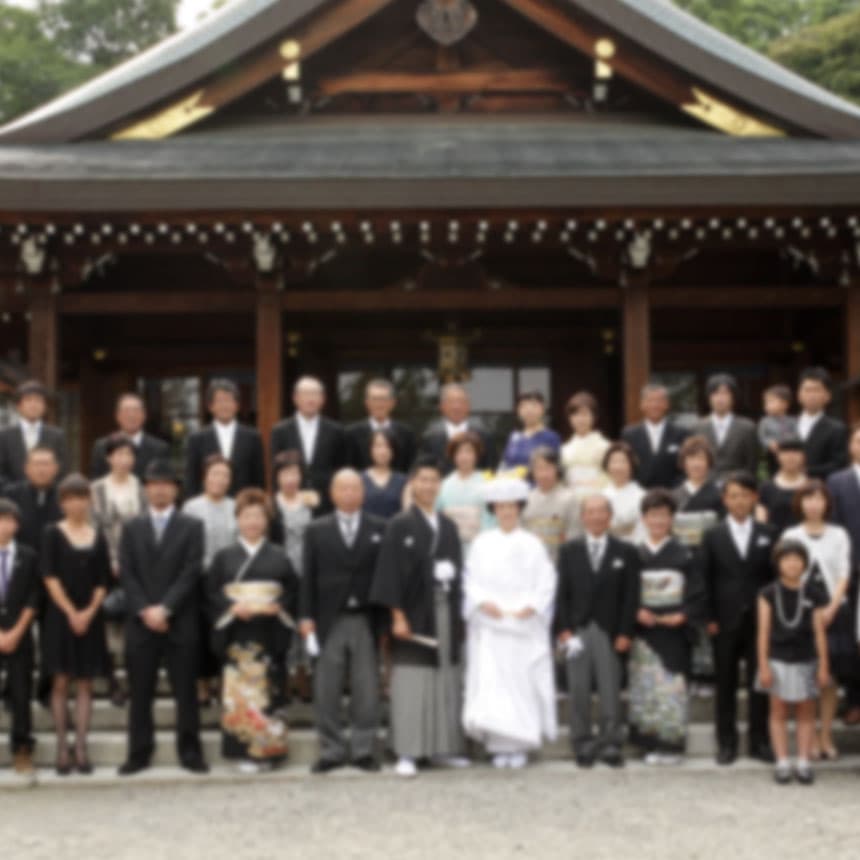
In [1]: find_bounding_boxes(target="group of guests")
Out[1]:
[0,365,857,787]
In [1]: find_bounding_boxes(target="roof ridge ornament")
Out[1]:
[416,0,478,46]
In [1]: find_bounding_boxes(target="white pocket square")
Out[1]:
[404,536,415,547]
[757,536,770,547]
[667,444,679,453]
[371,533,382,543]
[612,558,624,569]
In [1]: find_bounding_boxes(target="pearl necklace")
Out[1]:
[774,582,806,631]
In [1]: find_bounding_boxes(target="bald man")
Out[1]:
[300,469,386,772]
[555,495,641,768]
[420,383,496,474]
[270,376,348,515]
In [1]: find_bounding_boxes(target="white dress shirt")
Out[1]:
[585,531,608,571]
[0,540,17,601]
[369,418,391,432]
[728,515,753,559]
[444,420,469,439]
[797,411,823,442]
[337,511,361,546]
[214,419,237,459]
[129,431,144,447]
[149,505,175,540]
[19,418,41,452]
[853,463,860,487]
[711,413,733,448]
[296,413,320,464]
[645,420,666,453]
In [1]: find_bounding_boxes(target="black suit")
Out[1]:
[801,414,847,479]
[270,415,348,515]
[119,510,205,766]
[184,422,265,498]
[420,419,496,474]
[301,512,386,764]
[693,416,760,482]
[90,432,169,481]
[346,419,417,474]
[3,481,61,556]
[0,423,67,490]
[701,519,776,750]
[0,543,40,753]
[620,421,687,489]
[555,535,640,640]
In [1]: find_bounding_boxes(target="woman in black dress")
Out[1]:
[209,488,298,773]
[42,474,110,775]
[756,438,807,534]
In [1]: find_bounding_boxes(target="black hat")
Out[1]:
[143,459,180,485]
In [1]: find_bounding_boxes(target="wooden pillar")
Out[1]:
[844,282,860,426]
[255,276,283,484]
[27,278,59,394]
[621,278,651,427]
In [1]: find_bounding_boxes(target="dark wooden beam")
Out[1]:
[621,278,651,426]
[256,277,283,487]
[316,68,571,96]
[60,291,254,314]
[27,280,59,395]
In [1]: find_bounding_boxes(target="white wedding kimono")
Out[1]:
[462,527,558,753]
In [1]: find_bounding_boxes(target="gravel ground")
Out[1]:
[1,763,858,859]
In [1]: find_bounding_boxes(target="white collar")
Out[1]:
[0,540,16,559]
[149,505,174,520]
[728,515,752,533]
[684,480,703,494]
[585,531,608,547]
[18,417,41,431]
[645,536,671,554]
[444,420,469,436]
[369,417,391,431]
[853,463,860,482]
[127,430,143,446]
[418,507,439,530]
[711,412,733,425]
[296,412,319,426]
[337,509,361,525]
[645,419,666,432]
[214,419,237,432]
[239,537,264,558]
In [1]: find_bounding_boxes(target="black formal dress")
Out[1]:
[700,519,776,752]
[758,480,802,535]
[346,419,417,474]
[620,421,688,489]
[801,415,847,480]
[0,542,40,753]
[420,419,496,474]
[361,471,407,520]
[119,509,205,767]
[0,422,67,491]
[208,541,297,763]
[90,432,169,481]
[3,481,62,556]
[40,525,110,678]
[184,422,266,498]
[269,415,348,515]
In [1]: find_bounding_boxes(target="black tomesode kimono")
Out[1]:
[208,541,298,762]
[629,537,706,754]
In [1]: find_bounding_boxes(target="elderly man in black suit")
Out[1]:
[184,378,265,497]
[420,383,495,474]
[693,373,760,482]
[0,380,67,491]
[117,460,207,776]
[556,494,640,769]
[346,378,417,474]
[700,471,775,766]
[270,376,348,515]
[621,383,687,489]
[796,366,847,479]
[90,392,169,481]
[300,469,386,773]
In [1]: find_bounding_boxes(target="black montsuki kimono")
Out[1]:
[370,506,463,668]
[208,541,298,761]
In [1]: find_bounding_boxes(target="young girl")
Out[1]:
[757,540,830,785]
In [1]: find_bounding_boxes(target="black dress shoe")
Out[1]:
[311,758,345,774]
[118,759,149,776]
[574,752,595,769]
[182,758,210,774]
[795,765,815,786]
[750,743,775,764]
[716,745,737,766]
[352,756,380,772]
[600,747,625,768]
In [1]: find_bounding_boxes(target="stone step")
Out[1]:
[1,689,742,732]
[3,722,860,770]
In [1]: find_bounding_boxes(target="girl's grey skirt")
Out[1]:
[755,660,818,703]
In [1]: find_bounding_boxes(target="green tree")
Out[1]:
[0,4,87,125]
[38,0,179,68]
[768,7,860,103]
[674,0,859,52]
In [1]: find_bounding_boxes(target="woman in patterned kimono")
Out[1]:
[629,488,705,765]
[208,488,298,773]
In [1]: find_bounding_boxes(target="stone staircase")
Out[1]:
[2,670,860,772]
